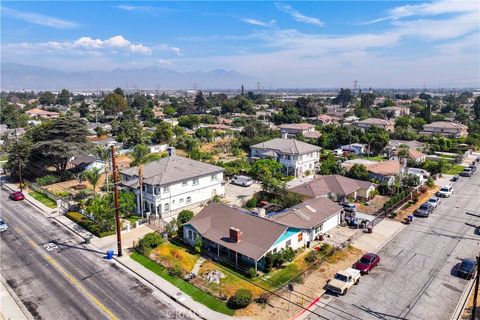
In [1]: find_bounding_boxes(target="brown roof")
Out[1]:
[269,197,342,229]
[279,123,314,130]
[186,203,287,261]
[303,131,321,139]
[367,160,400,176]
[25,108,59,116]
[423,121,468,130]
[356,118,394,126]
[120,155,224,187]
[289,175,374,198]
[408,149,426,160]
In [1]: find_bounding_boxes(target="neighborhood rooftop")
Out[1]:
[289,175,374,198]
[251,138,321,155]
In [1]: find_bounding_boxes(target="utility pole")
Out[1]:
[472,254,479,320]
[15,110,23,191]
[111,145,123,257]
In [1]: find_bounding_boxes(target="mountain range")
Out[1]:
[0,63,256,91]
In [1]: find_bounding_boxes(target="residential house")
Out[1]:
[384,140,425,158]
[25,108,60,119]
[149,144,169,153]
[289,175,376,201]
[380,107,410,118]
[419,121,468,138]
[250,138,321,177]
[317,114,341,125]
[120,153,225,219]
[342,159,401,185]
[354,118,395,132]
[269,197,343,244]
[278,123,321,140]
[390,148,426,163]
[340,143,366,155]
[70,155,105,173]
[183,202,302,271]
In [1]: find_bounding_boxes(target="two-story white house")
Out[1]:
[419,121,468,138]
[250,138,321,177]
[119,154,225,220]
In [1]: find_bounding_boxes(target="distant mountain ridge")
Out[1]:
[0,63,256,91]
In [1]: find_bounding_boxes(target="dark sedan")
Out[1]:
[353,253,380,274]
[457,258,477,279]
[9,191,25,201]
[414,202,434,217]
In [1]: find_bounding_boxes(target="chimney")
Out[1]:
[167,147,176,156]
[229,227,242,243]
[281,131,289,139]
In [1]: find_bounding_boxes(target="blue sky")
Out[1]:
[1,1,479,88]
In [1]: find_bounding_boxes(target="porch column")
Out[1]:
[135,192,141,214]
[255,260,257,271]
[217,244,220,257]
[235,252,238,266]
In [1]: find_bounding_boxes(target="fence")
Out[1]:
[30,182,71,213]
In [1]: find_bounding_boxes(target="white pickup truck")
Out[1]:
[327,268,361,295]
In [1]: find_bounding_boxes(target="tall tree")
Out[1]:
[39,91,56,106]
[154,121,174,144]
[131,95,148,109]
[56,89,70,106]
[100,93,127,116]
[113,87,125,97]
[194,91,208,114]
[95,145,111,192]
[295,97,321,117]
[360,93,376,108]
[84,168,101,196]
[473,96,480,121]
[333,88,353,108]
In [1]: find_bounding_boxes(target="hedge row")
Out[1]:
[383,190,410,210]
[65,211,115,238]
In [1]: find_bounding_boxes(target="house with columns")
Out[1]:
[119,154,224,220]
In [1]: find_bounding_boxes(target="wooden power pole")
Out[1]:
[111,145,123,257]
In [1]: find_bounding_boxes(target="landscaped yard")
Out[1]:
[360,155,387,161]
[124,215,142,224]
[149,242,198,274]
[444,164,465,175]
[131,253,234,316]
[29,191,57,208]
[64,211,115,238]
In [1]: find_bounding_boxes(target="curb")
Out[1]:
[113,256,208,320]
[451,275,475,320]
[0,273,34,320]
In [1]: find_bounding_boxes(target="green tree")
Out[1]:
[333,88,353,107]
[295,97,321,117]
[346,164,369,181]
[140,107,155,123]
[39,91,56,106]
[154,121,174,144]
[100,93,127,116]
[362,133,375,157]
[360,93,376,108]
[473,96,480,121]
[4,136,31,179]
[131,95,148,109]
[79,101,89,118]
[83,168,101,196]
[111,114,145,148]
[95,145,111,192]
[0,102,28,128]
[194,91,208,114]
[113,87,124,97]
[164,106,176,119]
[56,89,70,106]
[319,153,343,175]
[251,159,282,178]
[410,117,426,130]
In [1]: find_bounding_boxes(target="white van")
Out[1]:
[231,175,253,187]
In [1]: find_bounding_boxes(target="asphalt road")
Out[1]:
[0,189,191,320]
[310,172,480,320]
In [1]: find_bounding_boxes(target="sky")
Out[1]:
[1,0,479,88]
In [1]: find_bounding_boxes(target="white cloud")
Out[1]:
[157,59,172,65]
[113,4,171,14]
[275,3,324,26]
[1,7,79,29]
[156,44,183,56]
[241,18,275,27]
[6,35,152,55]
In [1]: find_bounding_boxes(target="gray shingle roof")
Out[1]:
[251,138,321,155]
[289,175,374,198]
[186,203,287,261]
[120,155,224,186]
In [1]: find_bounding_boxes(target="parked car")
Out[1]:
[353,253,380,274]
[327,268,361,295]
[461,168,473,177]
[457,258,477,279]
[437,186,453,198]
[231,175,253,187]
[468,165,477,173]
[451,175,460,182]
[0,219,8,233]
[414,202,434,217]
[427,197,441,209]
[342,202,356,213]
[9,191,25,201]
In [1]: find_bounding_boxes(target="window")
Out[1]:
[211,174,217,181]
[272,248,277,254]
[192,178,199,186]
[164,203,169,211]
[315,224,323,234]
[193,232,198,240]
[179,198,184,203]
[286,240,292,247]
[163,186,169,193]
[155,186,161,195]
[188,230,193,240]
[182,181,188,187]
[186,196,192,203]
[298,233,303,242]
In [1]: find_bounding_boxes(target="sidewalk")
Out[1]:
[92,225,154,252]
[116,255,235,320]
[0,274,30,320]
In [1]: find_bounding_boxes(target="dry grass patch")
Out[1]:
[394,186,440,222]
[149,242,198,273]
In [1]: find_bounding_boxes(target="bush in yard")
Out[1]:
[228,289,252,309]
[305,251,317,263]
[194,237,203,253]
[264,253,274,272]
[426,177,435,188]
[245,197,258,209]
[167,265,183,277]
[246,267,257,278]
[272,251,286,268]
[36,174,61,186]
[135,232,163,256]
[283,247,295,262]
[255,293,270,304]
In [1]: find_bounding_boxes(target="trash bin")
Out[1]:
[106,250,114,260]
[408,215,413,222]
[367,226,373,233]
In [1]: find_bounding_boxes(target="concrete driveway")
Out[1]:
[224,181,261,206]
[308,169,480,320]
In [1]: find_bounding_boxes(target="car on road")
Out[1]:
[456,258,477,280]
[461,167,473,177]
[468,165,477,173]
[231,175,253,187]
[353,253,380,274]
[451,175,460,182]
[437,185,454,198]
[0,219,8,232]
[414,202,434,217]
[326,268,361,295]
[9,191,25,201]
[342,202,356,213]
[427,197,441,209]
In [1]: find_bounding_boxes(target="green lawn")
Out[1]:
[360,155,387,161]
[444,165,465,175]
[29,191,57,208]
[130,253,234,316]
[125,215,142,224]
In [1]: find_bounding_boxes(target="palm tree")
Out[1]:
[95,145,111,192]
[132,144,150,219]
[84,168,101,196]
[363,133,374,158]
[397,145,410,189]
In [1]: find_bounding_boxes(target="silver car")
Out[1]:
[0,219,8,232]
[427,197,441,209]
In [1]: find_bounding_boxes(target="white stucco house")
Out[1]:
[119,154,225,219]
[250,138,321,177]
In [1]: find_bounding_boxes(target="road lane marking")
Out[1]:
[18,228,119,320]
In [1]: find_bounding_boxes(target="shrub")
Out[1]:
[246,267,257,279]
[283,247,295,262]
[426,177,435,188]
[264,253,274,272]
[64,211,115,238]
[54,191,69,198]
[73,190,93,201]
[36,174,61,186]
[228,289,252,309]
[305,251,317,263]
[194,237,203,253]
[167,265,183,277]
[135,232,163,256]
[245,197,258,209]
[255,293,270,304]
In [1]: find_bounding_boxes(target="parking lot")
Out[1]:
[224,181,262,207]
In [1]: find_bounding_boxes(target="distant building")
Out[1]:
[419,121,468,138]
[380,107,410,118]
[278,123,321,140]
[340,143,366,155]
[317,114,341,125]
[354,118,395,132]
[250,138,321,177]
[25,108,59,119]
